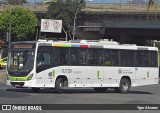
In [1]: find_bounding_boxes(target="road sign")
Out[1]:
[53,21,60,28]
[43,20,50,28]
[52,20,62,33]
[40,19,62,33]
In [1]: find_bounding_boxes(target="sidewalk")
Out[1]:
[0,70,6,83]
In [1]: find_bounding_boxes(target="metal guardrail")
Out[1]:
[0,4,48,12]
[0,4,160,13]
[85,4,160,13]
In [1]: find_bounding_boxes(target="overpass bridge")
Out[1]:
[1,3,160,45]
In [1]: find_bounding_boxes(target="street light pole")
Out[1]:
[73,3,84,40]
[62,27,68,41]
[120,0,122,8]
[0,0,11,49]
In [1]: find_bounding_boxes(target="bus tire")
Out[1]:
[94,87,107,93]
[55,78,64,94]
[32,88,40,93]
[119,78,131,94]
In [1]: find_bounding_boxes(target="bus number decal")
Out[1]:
[62,69,72,73]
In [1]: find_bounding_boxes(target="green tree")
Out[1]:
[5,0,27,5]
[0,7,37,41]
[47,0,86,38]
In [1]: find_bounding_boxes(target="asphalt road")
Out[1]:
[0,69,6,73]
[0,81,160,113]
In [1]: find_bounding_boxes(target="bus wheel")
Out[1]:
[32,88,40,93]
[94,88,107,93]
[55,78,64,94]
[119,78,131,94]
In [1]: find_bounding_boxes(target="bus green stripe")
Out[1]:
[53,44,71,47]
[97,71,100,78]
[52,70,55,77]
[147,71,150,78]
[61,44,71,47]
[8,74,30,81]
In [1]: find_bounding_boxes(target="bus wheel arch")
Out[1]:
[55,75,68,93]
[118,76,131,94]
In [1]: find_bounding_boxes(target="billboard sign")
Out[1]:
[40,19,62,33]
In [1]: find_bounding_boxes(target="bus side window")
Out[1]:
[120,50,134,67]
[37,53,44,66]
[95,49,103,65]
[54,47,61,66]
[36,47,52,73]
[54,48,69,66]
[104,49,120,66]
[88,49,96,65]
[104,50,112,65]
[135,51,149,67]
[37,52,51,66]
[135,51,142,67]
[78,49,87,65]
[150,51,158,67]
[61,48,69,65]
[142,51,149,67]
[111,50,119,66]
[70,48,77,65]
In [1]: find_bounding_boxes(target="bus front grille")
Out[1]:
[10,82,24,87]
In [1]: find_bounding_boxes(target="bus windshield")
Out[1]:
[8,49,35,73]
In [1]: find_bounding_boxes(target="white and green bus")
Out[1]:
[6,39,159,93]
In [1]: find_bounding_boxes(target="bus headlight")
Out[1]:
[27,74,34,80]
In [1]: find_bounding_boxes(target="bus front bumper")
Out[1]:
[6,79,36,87]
